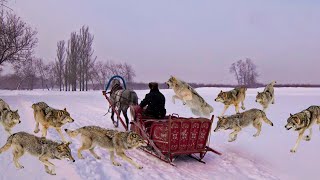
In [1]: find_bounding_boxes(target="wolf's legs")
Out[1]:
[241,101,246,110]
[41,126,48,137]
[77,136,92,159]
[5,128,12,135]
[221,105,230,116]
[12,146,24,169]
[272,97,275,104]
[89,148,101,160]
[39,157,56,175]
[234,104,240,114]
[116,151,143,169]
[109,150,121,166]
[228,127,241,142]
[253,121,262,137]
[55,128,66,143]
[291,129,306,153]
[34,122,40,133]
[303,128,312,141]
[172,95,181,104]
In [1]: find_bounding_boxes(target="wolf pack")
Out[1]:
[0,76,319,175]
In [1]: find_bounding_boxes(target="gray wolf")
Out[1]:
[32,102,74,142]
[256,81,276,111]
[0,109,21,135]
[215,87,247,115]
[214,108,273,142]
[109,79,138,129]
[285,106,320,153]
[166,76,213,117]
[0,99,21,135]
[65,126,147,169]
[0,132,75,175]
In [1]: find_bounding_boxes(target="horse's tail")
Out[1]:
[130,91,139,105]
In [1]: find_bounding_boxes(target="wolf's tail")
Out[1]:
[0,133,15,154]
[64,128,80,138]
[260,110,273,126]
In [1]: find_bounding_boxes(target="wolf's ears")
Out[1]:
[64,108,67,111]
[290,113,293,117]
[170,75,176,80]
[220,90,223,93]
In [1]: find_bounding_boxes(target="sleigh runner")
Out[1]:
[103,76,221,165]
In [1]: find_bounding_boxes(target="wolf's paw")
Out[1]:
[241,106,246,110]
[183,102,186,105]
[17,165,24,169]
[49,172,57,176]
[113,161,121,166]
[172,98,176,104]
[137,165,143,169]
[304,136,311,141]
[34,129,40,134]
[78,154,85,159]
[253,134,260,137]
[95,156,101,160]
[290,149,296,153]
[228,138,236,142]
[272,102,275,104]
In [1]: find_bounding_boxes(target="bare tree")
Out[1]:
[66,32,80,91]
[35,58,49,90]
[78,26,96,91]
[122,63,136,83]
[47,62,56,90]
[0,11,38,66]
[230,58,259,87]
[14,57,37,90]
[55,40,65,91]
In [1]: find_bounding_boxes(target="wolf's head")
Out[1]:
[166,76,180,89]
[127,132,147,149]
[214,90,227,103]
[2,110,21,124]
[255,92,266,103]
[285,113,304,131]
[214,116,229,132]
[54,142,75,162]
[59,108,75,124]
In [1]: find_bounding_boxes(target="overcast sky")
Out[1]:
[8,0,320,84]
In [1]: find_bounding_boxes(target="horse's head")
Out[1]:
[111,79,121,89]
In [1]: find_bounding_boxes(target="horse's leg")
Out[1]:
[111,108,115,125]
[116,108,121,128]
[122,107,130,130]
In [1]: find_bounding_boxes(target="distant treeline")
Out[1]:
[1,78,320,90]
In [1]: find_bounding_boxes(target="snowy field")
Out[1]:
[1,88,320,180]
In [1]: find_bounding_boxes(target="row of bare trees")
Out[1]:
[0,5,136,90]
[54,26,135,91]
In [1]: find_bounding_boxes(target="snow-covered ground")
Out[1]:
[1,88,320,180]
